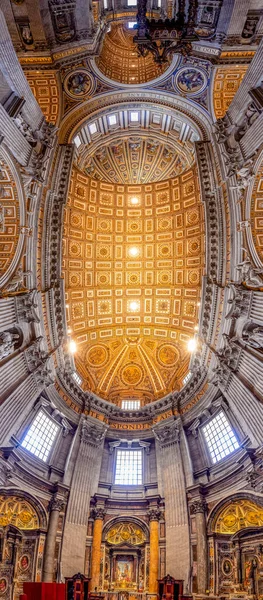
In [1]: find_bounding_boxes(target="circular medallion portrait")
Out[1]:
[0,579,7,595]
[64,70,95,99]
[222,559,233,576]
[174,67,207,96]
[20,554,30,571]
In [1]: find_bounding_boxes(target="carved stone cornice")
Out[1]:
[189,499,207,515]
[153,418,180,447]
[80,418,107,447]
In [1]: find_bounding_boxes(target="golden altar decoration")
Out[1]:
[105,522,146,546]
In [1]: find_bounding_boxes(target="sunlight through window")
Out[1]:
[202,411,239,464]
[115,449,142,484]
[21,410,59,462]
[121,400,141,410]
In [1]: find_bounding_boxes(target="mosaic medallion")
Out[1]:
[174,67,207,96]
[157,344,179,367]
[64,69,95,99]
[121,364,144,386]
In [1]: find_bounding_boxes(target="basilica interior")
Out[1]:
[0,0,263,599]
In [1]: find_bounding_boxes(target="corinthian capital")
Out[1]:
[91,507,106,520]
[153,418,180,447]
[148,508,161,521]
[189,499,207,514]
[80,418,107,447]
[48,495,66,512]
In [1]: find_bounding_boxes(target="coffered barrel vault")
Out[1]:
[62,165,205,404]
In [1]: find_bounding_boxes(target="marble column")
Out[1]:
[190,500,208,594]
[42,496,65,582]
[90,508,105,590]
[61,417,107,577]
[148,509,160,594]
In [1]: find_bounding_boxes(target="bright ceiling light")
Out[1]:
[129,246,139,257]
[69,339,77,353]
[130,196,139,205]
[129,300,139,312]
[187,338,197,352]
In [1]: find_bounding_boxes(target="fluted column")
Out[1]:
[42,496,65,582]
[153,418,190,590]
[190,500,207,594]
[148,509,160,594]
[61,417,107,577]
[90,508,105,590]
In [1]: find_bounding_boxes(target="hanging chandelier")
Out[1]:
[133,0,198,64]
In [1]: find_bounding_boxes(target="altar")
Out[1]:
[110,551,140,591]
[102,521,148,593]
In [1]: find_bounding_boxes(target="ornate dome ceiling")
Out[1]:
[84,135,191,184]
[63,164,205,406]
[74,106,198,184]
[96,22,171,84]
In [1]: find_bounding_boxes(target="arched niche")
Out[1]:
[207,494,263,597]
[0,490,47,599]
[0,146,26,290]
[0,489,47,530]
[100,517,149,592]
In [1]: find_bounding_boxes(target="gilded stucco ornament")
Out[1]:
[105,522,146,545]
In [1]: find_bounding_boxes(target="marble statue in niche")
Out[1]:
[16,20,34,47]
[0,329,21,361]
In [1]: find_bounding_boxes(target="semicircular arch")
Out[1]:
[0,488,48,530]
[102,516,149,543]
[59,89,213,145]
[207,493,263,535]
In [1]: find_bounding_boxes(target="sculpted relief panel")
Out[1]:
[62,166,205,404]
